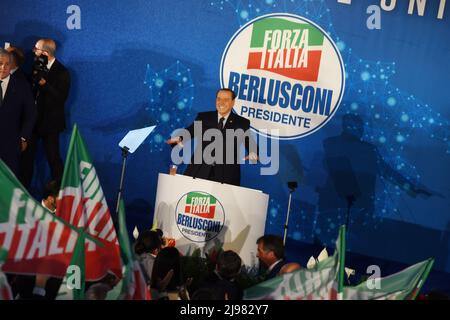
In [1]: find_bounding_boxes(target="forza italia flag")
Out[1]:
[343,258,434,300]
[113,200,150,300]
[0,248,13,300]
[56,125,122,280]
[56,230,87,300]
[0,268,12,300]
[0,159,80,277]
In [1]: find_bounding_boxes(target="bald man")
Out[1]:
[21,38,71,187]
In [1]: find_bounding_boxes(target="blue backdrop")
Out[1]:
[1,0,449,282]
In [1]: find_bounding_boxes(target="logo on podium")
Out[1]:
[175,191,225,243]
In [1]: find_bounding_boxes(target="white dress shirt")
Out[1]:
[218,111,231,127]
[1,74,10,100]
[47,57,56,70]
[267,259,283,274]
[41,200,56,213]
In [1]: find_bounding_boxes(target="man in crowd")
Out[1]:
[134,230,162,283]
[197,250,243,300]
[41,179,59,213]
[256,235,286,280]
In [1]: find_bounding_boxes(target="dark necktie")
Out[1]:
[218,117,225,130]
[0,80,3,106]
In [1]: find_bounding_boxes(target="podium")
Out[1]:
[153,173,269,267]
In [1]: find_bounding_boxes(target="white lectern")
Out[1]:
[153,173,269,267]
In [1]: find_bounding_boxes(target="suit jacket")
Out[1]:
[0,74,36,175]
[182,111,253,186]
[35,59,70,135]
[11,68,30,84]
[197,270,243,300]
[264,259,286,280]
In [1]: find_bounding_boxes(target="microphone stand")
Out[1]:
[283,181,298,246]
[114,146,129,223]
[345,194,356,235]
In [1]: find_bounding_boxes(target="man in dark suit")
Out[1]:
[167,88,257,186]
[256,235,286,280]
[0,49,36,177]
[21,38,71,187]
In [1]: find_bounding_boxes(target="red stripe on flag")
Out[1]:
[247,49,322,82]
[71,198,88,228]
[93,209,112,238]
[85,202,103,229]
[84,240,122,280]
[329,288,338,300]
[1,285,13,300]
[57,196,76,222]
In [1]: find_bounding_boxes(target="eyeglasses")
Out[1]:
[32,46,47,53]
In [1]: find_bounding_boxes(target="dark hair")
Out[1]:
[217,250,242,280]
[151,247,182,291]
[155,228,164,239]
[134,230,161,255]
[43,180,60,199]
[257,235,284,260]
[216,88,236,100]
[8,47,25,67]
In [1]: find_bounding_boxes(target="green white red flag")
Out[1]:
[0,248,13,300]
[0,270,12,300]
[56,230,87,300]
[107,200,150,300]
[342,258,434,300]
[0,159,80,277]
[56,125,122,281]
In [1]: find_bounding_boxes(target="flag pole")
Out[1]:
[337,225,346,299]
[410,258,434,300]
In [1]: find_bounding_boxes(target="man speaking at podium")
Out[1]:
[166,88,257,186]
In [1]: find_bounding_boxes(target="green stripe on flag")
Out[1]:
[343,258,434,300]
[337,225,346,295]
[250,18,324,48]
[71,230,86,300]
[410,258,434,300]
[57,229,87,300]
[61,124,95,189]
[118,199,134,298]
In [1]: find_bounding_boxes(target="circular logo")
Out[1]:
[175,191,225,243]
[220,13,345,140]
